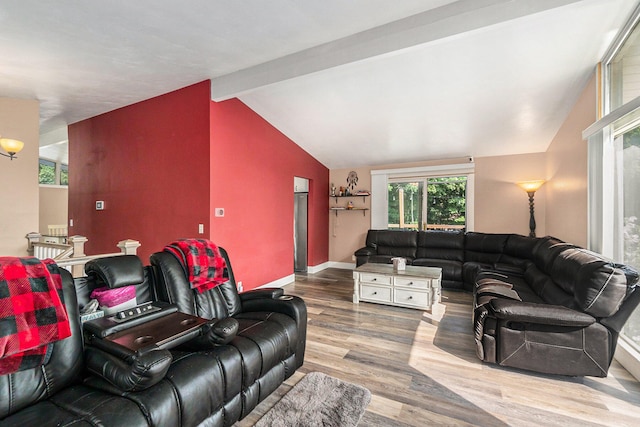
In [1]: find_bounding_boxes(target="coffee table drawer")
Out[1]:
[394,288,429,308]
[360,273,392,285]
[360,284,392,303]
[394,277,430,289]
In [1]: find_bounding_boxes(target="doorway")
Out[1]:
[293,177,309,272]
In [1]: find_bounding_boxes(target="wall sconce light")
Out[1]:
[516,180,545,237]
[0,136,25,160]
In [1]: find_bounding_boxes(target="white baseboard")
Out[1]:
[255,262,354,289]
[308,262,330,274]
[328,261,356,270]
[257,274,296,289]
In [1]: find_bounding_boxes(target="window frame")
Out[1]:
[38,157,69,187]
[371,162,475,231]
[586,3,640,380]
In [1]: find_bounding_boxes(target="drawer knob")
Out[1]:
[409,281,413,285]
[408,296,413,300]
[373,291,377,295]
[372,278,377,281]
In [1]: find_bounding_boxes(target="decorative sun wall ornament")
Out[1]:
[347,171,358,190]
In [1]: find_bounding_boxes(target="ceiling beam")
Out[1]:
[211,0,583,101]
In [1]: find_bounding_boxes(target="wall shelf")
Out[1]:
[330,193,369,216]
[329,207,369,216]
[331,194,369,203]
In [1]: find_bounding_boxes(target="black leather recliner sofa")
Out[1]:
[0,265,154,426]
[1,249,307,426]
[355,230,640,376]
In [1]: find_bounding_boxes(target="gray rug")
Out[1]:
[255,372,372,427]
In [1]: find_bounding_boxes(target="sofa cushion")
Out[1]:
[464,233,510,264]
[2,385,150,426]
[524,265,574,308]
[531,236,573,274]
[503,234,539,259]
[416,230,464,262]
[368,230,418,259]
[412,258,462,282]
[500,234,539,269]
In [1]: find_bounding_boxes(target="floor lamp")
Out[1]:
[516,180,545,237]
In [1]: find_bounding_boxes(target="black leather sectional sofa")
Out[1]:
[355,229,640,376]
[0,249,306,426]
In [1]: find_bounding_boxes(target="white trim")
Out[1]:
[371,162,475,231]
[257,274,295,289]
[371,162,475,177]
[329,261,356,270]
[583,96,640,139]
[600,2,640,115]
[466,173,475,231]
[615,337,640,381]
[211,1,582,100]
[39,184,69,189]
[371,173,389,229]
[308,262,330,274]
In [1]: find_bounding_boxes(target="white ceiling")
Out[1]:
[0,0,637,168]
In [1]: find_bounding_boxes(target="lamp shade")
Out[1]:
[516,180,545,193]
[0,138,25,154]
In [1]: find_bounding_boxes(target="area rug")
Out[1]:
[255,372,371,427]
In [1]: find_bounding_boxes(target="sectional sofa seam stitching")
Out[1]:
[585,268,615,310]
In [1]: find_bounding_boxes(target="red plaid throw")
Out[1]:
[164,239,228,293]
[0,257,71,375]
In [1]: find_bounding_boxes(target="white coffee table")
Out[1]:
[353,263,442,311]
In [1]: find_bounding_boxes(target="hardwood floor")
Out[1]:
[235,268,640,427]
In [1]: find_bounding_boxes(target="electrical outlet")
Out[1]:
[215,208,225,217]
[198,223,204,234]
[96,201,104,210]
[69,219,73,227]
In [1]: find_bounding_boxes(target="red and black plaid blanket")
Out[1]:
[0,257,71,375]
[164,239,227,293]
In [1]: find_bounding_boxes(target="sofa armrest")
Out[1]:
[241,293,306,323]
[240,287,284,301]
[181,318,239,348]
[355,247,376,256]
[85,345,172,392]
[240,294,307,366]
[489,299,596,327]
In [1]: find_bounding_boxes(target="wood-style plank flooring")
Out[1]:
[235,268,640,426]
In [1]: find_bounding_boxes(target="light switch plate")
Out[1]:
[215,208,225,217]
[96,201,104,210]
[198,224,204,234]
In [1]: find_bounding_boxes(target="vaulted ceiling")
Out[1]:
[1,0,637,168]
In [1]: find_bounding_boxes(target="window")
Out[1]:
[371,162,474,231]
[387,176,467,230]
[39,158,69,186]
[618,124,640,349]
[39,159,56,185]
[587,4,640,378]
[607,18,640,112]
[60,164,69,186]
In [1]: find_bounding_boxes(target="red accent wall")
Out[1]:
[209,99,329,290]
[68,81,211,262]
[68,81,329,289]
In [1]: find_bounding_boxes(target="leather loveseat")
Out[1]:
[355,230,640,376]
[1,249,307,426]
